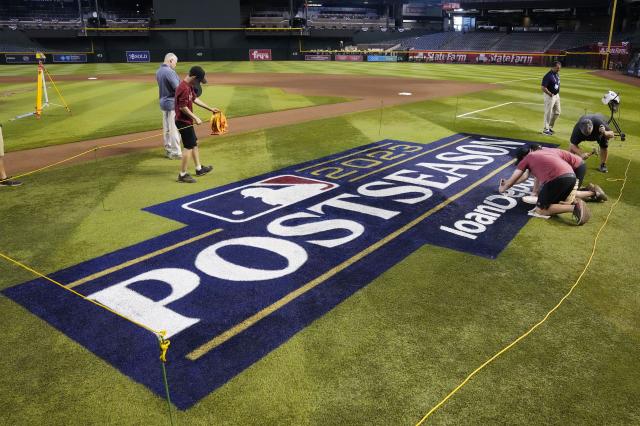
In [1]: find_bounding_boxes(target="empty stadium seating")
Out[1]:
[492,33,556,52]
[441,32,503,51]
[549,32,610,51]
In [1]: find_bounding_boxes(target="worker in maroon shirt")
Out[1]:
[499,145,591,225]
[514,144,607,203]
[174,66,219,183]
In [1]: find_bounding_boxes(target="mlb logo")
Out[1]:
[182,175,338,223]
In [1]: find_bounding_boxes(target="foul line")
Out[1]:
[186,158,515,361]
[456,102,513,118]
[456,101,542,122]
[415,159,631,425]
[349,136,469,183]
[457,117,515,124]
[491,70,593,85]
[296,143,393,172]
[65,228,224,289]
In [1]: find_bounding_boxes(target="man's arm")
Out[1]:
[599,124,614,140]
[515,169,530,184]
[532,177,540,195]
[180,106,202,125]
[498,169,525,193]
[541,75,553,96]
[194,98,220,113]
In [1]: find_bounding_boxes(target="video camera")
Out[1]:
[601,90,625,141]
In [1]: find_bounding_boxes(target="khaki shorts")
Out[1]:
[0,125,4,157]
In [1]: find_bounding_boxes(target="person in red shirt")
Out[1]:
[499,145,591,225]
[174,66,219,183]
[514,144,607,202]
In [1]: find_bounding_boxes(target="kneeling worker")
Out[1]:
[569,114,614,173]
[499,145,590,225]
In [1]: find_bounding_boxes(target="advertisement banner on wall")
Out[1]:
[126,51,150,63]
[305,54,331,61]
[334,54,363,62]
[367,55,398,62]
[53,54,88,63]
[596,42,630,55]
[409,52,543,65]
[5,54,41,64]
[249,49,272,61]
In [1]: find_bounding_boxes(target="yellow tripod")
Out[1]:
[13,52,71,120]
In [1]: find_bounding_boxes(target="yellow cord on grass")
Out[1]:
[416,159,631,425]
[10,123,197,181]
[0,251,164,337]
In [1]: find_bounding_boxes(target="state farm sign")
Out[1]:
[249,49,272,61]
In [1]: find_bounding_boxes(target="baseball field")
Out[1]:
[0,61,639,425]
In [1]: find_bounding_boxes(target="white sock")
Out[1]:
[196,165,202,171]
[180,171,186,177]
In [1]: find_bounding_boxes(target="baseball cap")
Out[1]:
[189,66,207,84]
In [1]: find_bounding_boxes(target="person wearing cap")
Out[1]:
[0,124,23,188]
[541,61,561,136]
[156,52,182,159]
[514,144,607,203]
[569,114,614,173]
[498,145,591,225]
[174,66,219,183]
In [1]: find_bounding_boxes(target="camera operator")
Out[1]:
[569,114,614,173]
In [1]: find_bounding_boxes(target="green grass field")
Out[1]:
[0,78,346,151]
[0,62,638,425]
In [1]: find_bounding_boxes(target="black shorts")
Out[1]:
[537,174,577,209]
[176,121,197,150]
[571,137,609,149]
[574,162,586,186]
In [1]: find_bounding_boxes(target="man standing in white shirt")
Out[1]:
[541,61,561,136]
[156,53,182,159]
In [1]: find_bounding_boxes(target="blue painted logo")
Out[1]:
[3,134,545,409]
[125,50,150,63]
[53,54,88,63]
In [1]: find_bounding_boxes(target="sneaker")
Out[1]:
[548,129,555,135]
[572,199,591,225]
[0,177,23,187]
[598,163,608,173]
[177,173,196,183]
[528,207,550,219]
[542,129,552,136]
[586,183,608,202]
[195,165,213,176]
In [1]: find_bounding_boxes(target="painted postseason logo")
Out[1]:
[4,134,544,409]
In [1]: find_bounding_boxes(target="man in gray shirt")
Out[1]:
[156,53,182,159]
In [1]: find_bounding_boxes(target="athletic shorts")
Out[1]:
[574,162,586,186]
[537,174,577,209]
[572,137,609,149]
[0,124,4,157]
[176,121,197,150]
